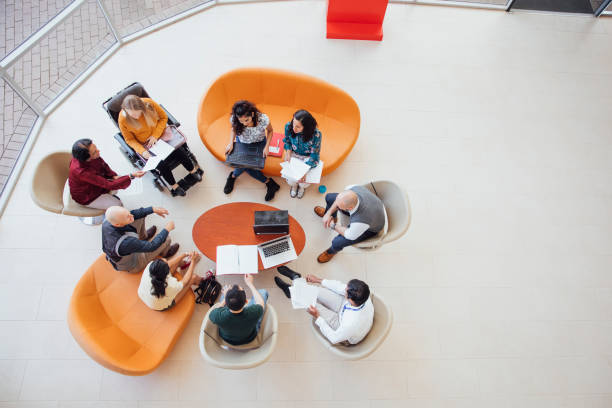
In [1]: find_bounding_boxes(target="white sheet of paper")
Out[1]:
[289,278,319,309]
[141,155,163,172]
[149,139,174,160]
[121,177,143,196]
[216,245,259,275]
[305,160,324,184]
[280,159,324,184]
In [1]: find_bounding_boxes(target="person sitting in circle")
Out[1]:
[282,109,322,199]
[223,100,280,201]
[119,95,202,197]
[138,251,203,311]
[68,138,145,209]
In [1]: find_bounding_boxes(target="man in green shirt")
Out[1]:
[209,274,268,345]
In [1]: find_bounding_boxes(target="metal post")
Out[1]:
[505,0,516,11]
[0,67,45,118]
[96,0,123,44]
[595,0,612,16]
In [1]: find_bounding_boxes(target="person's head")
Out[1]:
[149,259,170,298]
[336,190,358,212]
[289,110,317,142]
[231,100,260,135]
[72,139,100,162]
[121,95,158,128]
[346,279,370,306]
[105,206,134,227]
[225,284,247,312]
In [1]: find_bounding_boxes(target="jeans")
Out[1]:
[232,139,268,183]
[248,289,269,332]
[324,192,378,254]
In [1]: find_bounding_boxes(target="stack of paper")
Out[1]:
[216,245,258,275]
[280,158,324,184]
[289,278,319,309]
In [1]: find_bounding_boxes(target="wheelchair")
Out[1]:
[102,82,202,194]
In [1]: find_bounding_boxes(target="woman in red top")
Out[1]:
[68,139,145,209]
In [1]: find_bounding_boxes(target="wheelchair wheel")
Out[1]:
[153,179,164,192]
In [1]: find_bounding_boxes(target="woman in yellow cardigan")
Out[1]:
[119,95,202,196]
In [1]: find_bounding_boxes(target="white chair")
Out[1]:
[199,305,279,369]
[337,180,411,249]
[310,293,393,360]
[30,152,105,225]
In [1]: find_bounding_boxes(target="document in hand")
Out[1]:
[288,278,319,309]
[280,158,324,184]
[148,139,175,160]
[216,245,258,275]
[141,155,163,172]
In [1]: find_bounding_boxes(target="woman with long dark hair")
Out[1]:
[223,100,280,201]
[137,250,203,311]
[282,109,322,198]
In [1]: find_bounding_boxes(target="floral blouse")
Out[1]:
[230,112,270,144]
[283,122,322,168]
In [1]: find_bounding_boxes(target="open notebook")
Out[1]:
[216,245,258,275]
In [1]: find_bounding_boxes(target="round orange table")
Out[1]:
[192,202,306,270]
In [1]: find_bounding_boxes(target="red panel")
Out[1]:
[327,0,388,41]
[326,21,384,41]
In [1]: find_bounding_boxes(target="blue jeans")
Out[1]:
[324,193,378,254]
[232,140,268,183]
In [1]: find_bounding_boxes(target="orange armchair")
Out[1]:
[68,255,195,375]
[197,68,360,177]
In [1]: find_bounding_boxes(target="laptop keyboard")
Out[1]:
[262,240,290,258]
[228,154,265,169]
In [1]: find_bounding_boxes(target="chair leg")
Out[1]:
[79,215,104,226]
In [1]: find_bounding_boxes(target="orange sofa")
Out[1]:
[67,255,195,375]
[197,68,360,177]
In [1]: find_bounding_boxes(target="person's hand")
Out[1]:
[113,175,120,180]
[299,175,306,183]
[262,147,268,158]
[306,274,322,284]
[132,171,145,178]
[164,220,175,231]
[152,207,168,217]
[283,151,291,162]
[225,142,234,155]
[190,251,201,264]
[307,305,320,319]
[244,273,254,286]
[142,151,151,160]
[221,284,232,296]
[144,136,157,149]
[322,212,333,228]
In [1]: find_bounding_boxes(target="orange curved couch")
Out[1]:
[67,255,195,375]
[197,68,360,177]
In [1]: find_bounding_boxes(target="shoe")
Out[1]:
[224,172,236,194]
[314,206,326,217]
[277,265,301,280]
[164,243,180,258]
[264,178,280,201]
[196,167,204,177]
[145,226,157,240]
[170,186,186,197]
[274,276,291,299]
[290,184,298,198]
[296,186,305,199]
[317,250,335,263]
[188,170,203,183]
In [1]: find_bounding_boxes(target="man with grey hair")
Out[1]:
[314,185,385,263]
[102,206,179,273]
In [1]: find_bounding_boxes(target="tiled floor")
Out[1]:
[1,1,612,407]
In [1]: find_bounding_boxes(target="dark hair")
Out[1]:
[346,279,370,306]
[149,259,170,298]
[288,110,317,143]
[226,285,247,311]
[72,138,93,162]
[231,100,260,136]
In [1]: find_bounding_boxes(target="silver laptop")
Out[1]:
[257,235,297,269]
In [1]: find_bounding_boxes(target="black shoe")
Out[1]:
[196,167,204,177]
[277,265,301,280]
[224,172,236,194]
[164,243,180,258]
[186,170,202,183]
[170,186,186,197]
[274,276,291,299]
[145,226,157,240]
[264,178,280,201]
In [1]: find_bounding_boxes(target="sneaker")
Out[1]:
[274,276,291,299]
[164,243,180,258]
[290,184,298,198]
[264,178,280,201]
[277,265,301,280]
[145,226,157,240]
[223,172,236,194]
[296,186,305,199]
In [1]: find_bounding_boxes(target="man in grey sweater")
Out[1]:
[314,185,385,263]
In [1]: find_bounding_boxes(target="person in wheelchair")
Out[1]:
[118,95,203,197]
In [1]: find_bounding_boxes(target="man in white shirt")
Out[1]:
[314,184,385,263]
[274,266,374,345]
